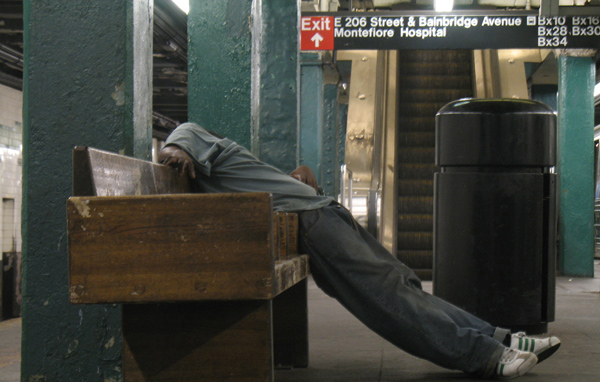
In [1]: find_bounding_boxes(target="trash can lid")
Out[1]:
[436,98,556,167]
[437,98,555,115]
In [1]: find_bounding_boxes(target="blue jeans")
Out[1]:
[298,204,507,377]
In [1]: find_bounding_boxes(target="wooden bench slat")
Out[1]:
[73,146,191,197]
[274,255,310,296]
[68,193,279,303]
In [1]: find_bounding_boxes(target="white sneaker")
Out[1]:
[510,332,561,363]
[495,348,538,380]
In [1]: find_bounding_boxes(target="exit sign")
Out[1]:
[301,16,335,50]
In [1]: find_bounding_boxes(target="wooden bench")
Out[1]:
[67,146,311,381]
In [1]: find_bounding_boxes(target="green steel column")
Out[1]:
[22,1,153,380]
[250,0,299,173]
[337,102,349,188]
[557,52,596,277]
[300,53,324,184]
[188,1,252,148]
[188,0,299,172]
[322,83,339,196]
[299,54,345,197]
[336,61,350,195]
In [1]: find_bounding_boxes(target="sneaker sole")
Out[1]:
[496,355,538,380]
[536,342,561,364]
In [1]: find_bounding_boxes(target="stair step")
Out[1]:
[397,250,434,269]
[397,148,435,164]
[398,214,433,231]
[397,101,451,116]
[398,62,472,76]
[398,117,434,132]
[397,132,435,147]
[399,75,472,90]
[399,50,471,63]
[398,88,473,103]
[397,180,434,197]
[397,163,438,180]
[397,196,434,214]
[397,232,433,250]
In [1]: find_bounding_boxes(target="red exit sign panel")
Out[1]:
[301,16,335,50]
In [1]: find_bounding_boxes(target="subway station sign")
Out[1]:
[300,11,600,50]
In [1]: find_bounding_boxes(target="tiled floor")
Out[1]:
[0,317,20,382]
[2,261,599,382]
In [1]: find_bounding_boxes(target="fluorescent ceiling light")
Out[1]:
[434,0,454,12]
[595,83,600,97]
[172,0,189,14]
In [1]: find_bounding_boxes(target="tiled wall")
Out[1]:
[0,84,22,256]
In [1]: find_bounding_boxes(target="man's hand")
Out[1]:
[290,165,318,192]
[158,145,196,179]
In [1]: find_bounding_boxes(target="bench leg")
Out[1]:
[122,301,274,382]
[273,278,309,368]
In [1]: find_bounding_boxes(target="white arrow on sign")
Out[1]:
[311,33,324,47]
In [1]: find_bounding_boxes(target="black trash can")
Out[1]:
[433,98,557,334]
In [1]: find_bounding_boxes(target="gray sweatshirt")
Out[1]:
[165,122,334,212]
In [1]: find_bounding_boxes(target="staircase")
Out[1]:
[396,50,473,280]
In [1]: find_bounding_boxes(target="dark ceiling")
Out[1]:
[0,0,188,140]
[152,0,188,139]
[0,0,23,91]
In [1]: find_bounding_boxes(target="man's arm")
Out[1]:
[160,143,319,192]
[158,145,196,179]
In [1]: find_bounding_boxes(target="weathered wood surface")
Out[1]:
[274,255,309,296]
[68,193,283,303]
[277,213,289,260]
[287,213,299,255]
[272,212,299,261]
[122,301,274,382]
[73,146,191,197]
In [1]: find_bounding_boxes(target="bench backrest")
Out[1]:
[72,146,298,260]
[72,146,191,197]
[67,147,302,304]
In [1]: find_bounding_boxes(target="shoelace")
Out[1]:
[500,348,519,364]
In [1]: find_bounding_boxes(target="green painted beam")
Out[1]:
[250,0,299,173]
[322,83,339,196]
[300,55,324,184]
[188,1,252,149]
[337,102,349,193]
[188,0,299,173]
[300,54,347,197]
[22,1,153,380]
[557,54,595,277]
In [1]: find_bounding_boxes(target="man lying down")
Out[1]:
[159,122,561,380]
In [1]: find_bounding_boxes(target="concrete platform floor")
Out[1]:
[1,261,599,382]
